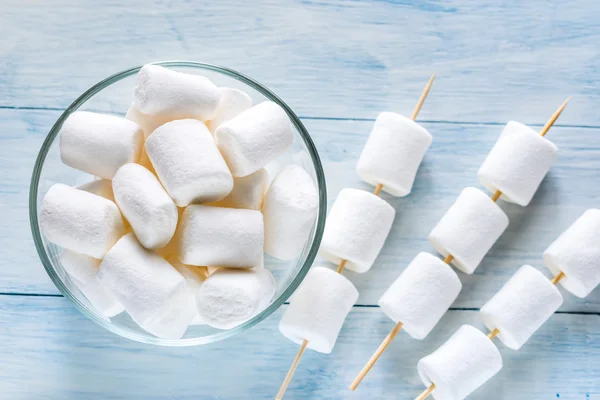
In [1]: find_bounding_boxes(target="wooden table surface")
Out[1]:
[1,1,599,399]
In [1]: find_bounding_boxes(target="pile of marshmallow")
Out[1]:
[39,64,319,339]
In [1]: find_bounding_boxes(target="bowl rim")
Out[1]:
[29,60,327,346]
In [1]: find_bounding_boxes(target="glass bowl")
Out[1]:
[29,61,327,346]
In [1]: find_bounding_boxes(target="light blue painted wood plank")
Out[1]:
[0,296,597,399]
[2,108,600,312]
[1,0,599,125]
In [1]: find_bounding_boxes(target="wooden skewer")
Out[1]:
[489,98,570,204]
[415,383,436,400]
[411,72,436,121]
[411,98,570,400]
[373,183,383,196]
[276,339,309,400]
[551,271,566,285]
[336,259,348,274]
[488,327,500,340]
[540,97,570,137]
[349,322,403,391]
[280,74,438,398]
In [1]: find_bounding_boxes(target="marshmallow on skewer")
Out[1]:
[40,184,126,259]
[263,166,319,260]
[429,187,509,274]
[112,163,178,250]
[77,179,115,202]
[206,87,253,133]
[356,112,432,196]
[178,205,264,268]
[134,64,221,120]
[97,233,187,326]
[378,252,462,339]
[480,265,563,350]
[478,121,558,206]
[320,188,395,273]
[279,266,359,353]
[59,111,143,179]
[210,168,269,210]
[544,209,600,298]
[417,325,502,400]
[59,250,124,318]
[196,268,276,330]
[216,101,294,177]
[145,119,233,207]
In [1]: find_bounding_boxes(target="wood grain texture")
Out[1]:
[0,296,597,399]
[1,1,600,398]
[4,108,600,312]
[1,0,599,126]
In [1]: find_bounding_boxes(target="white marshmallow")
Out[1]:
[263,166,319,260]
[478,121,558,206]
[216,101,294,177]
[125,104,175,138]
[211,168,269,210]
[134,64,221,120]
[196,268,276,330]
[145,119,233,207]
[40,184,126,259]
[178,205,264,268]
[378,252,462,339]
[418,325,503,400]
[140,286,199,339]
[77,180,115,202]
[168,257,207,328]
[544,209,600,298]
[59,111,143,179]
[429,187,508,274]
[112,163,178,250]
[279,266,358,353]
[59,250,124,318]
[206,87,253,133]
[356,112,432,196]
[320,188,395,273]
[481,265,563,350]
[97,233,187,326]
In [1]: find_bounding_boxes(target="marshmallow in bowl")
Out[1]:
[134,64,221,120]
[145,119,233,207]
[97,233,187,326]
[59,111,143,179]
[112,163,178,250]
[356,112,432,197]
[196,267,276,330]
[77,179,115,202]
[40,183,126,259]
[206,87,253,134]
[263,165,319,260]
[210,168,269,210]
[216,101,294,177]
[59,250,124,318]
[168,256,208,324]
[177,205,264,268]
